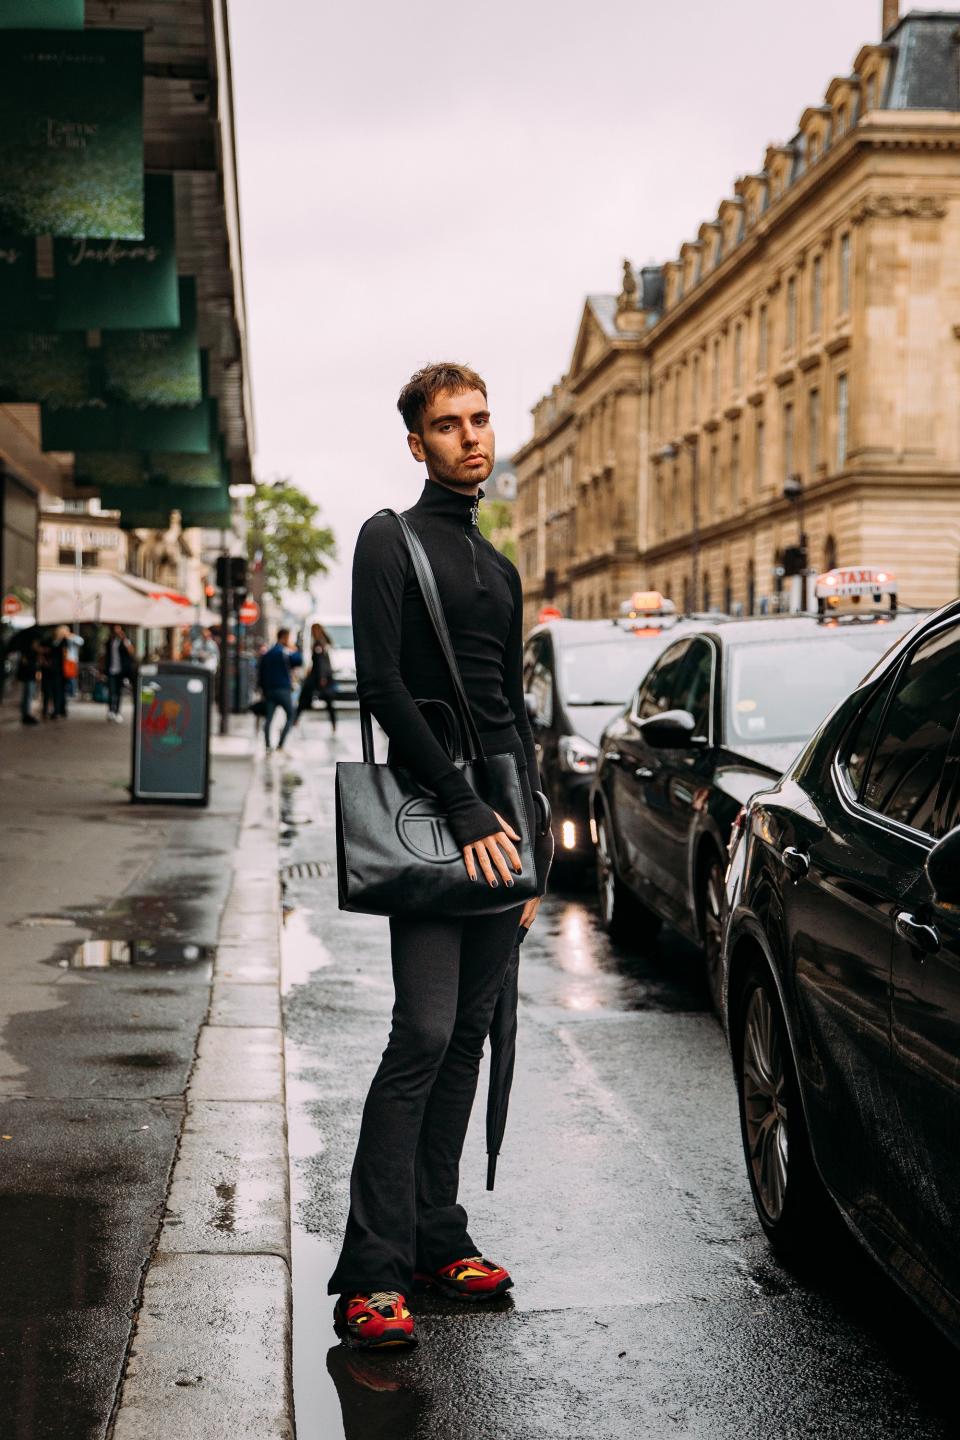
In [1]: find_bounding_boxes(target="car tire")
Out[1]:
[595,812,662,945]
[732,958,828,1257]
[698,852,726,1015]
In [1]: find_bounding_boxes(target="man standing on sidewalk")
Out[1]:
[328,363,549,1351]
[257,627,302,752]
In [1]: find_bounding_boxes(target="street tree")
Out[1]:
[478,499,517,565]
[245,479,336,600]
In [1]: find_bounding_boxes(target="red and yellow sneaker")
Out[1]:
[414,1255,513,1302]
[332,1291,417,1350]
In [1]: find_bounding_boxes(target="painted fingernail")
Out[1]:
[506,879,514,888]
[491,878,498,888]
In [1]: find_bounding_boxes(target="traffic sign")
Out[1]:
[238,598,259,626]
[2,594,21,616]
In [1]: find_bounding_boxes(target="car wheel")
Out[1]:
[699,853,725,1014]
[733,960,827,1256]
[595,813,661,945]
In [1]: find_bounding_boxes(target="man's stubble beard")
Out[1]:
[421,438,494,491]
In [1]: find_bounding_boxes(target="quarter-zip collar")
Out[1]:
[414,477,485,528]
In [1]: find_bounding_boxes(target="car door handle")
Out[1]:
[634,766,654,780]
[895,911,940,956]
[780,846,810,880]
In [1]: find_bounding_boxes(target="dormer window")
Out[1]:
[836,104,846,136]
[865,73,877,110]
[808,134,820,165]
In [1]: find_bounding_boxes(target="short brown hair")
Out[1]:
[397,362,487,435]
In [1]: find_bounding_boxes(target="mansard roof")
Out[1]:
[884,12,960,108]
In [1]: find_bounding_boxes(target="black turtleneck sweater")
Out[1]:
[351,477,540,848]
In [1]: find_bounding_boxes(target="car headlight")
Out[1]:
[558,735,599,774]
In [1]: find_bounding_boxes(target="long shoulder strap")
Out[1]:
[380,508,484,763]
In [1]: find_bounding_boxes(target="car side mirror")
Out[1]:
[524,691,539,721]
[639,708,703,749]
[926,825,960,905]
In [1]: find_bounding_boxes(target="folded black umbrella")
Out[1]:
[485,808,554,1189]
[485,922,525,1191]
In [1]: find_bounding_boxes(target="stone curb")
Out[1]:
[111,759,294,1439]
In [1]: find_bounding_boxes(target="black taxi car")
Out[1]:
[591,586,924,1006]
[721,595,960,1345]
[523,596,718,872]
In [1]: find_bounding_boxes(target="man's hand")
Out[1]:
[462,811,523,888]
[519,896,541,930]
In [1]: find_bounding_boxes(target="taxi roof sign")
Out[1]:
[619,590,676,619]
[815,567,898,614]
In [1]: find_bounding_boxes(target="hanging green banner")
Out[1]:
[0,233,48,328]
[54,173,177,329]
[72,452,147,489]
[73,441,225,490]
[100,484,232,530]
[0,1,84,27]
[0,330,92,403]
[150,446,226,488]
[0,29,143,238]
[41,397,214,454]
[100,277,200,406]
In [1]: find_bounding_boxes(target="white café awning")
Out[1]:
[36,569,203,628]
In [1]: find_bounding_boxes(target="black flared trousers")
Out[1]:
[328,728,532,1299]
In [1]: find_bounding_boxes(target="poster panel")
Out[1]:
[101,277,200,405]
[0,233,44,327]
[41,397,214,454]
[0,29,144,238]
[100,483,232,529]
[54,173,177,329]
[0,330,92,403]
[0,1,84,27]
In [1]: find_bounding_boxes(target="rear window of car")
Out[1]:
[726,629,902,745]
[559,635,673,706]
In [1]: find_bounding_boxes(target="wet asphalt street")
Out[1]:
[280,711,956,1440]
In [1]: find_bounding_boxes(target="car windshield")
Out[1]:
[560,635,672,705]
[726,628,901,744]
[324,624,353,648]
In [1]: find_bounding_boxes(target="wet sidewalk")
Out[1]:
[0,700,291,1440]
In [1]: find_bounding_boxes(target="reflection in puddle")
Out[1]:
[325,1345,428,1439]
[65,939,214,968]
[0,1193,111,1436]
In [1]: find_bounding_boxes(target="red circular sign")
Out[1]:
[2,594,22,616]
[238,599,259,625]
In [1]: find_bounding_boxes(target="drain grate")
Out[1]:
[280,859,331,881]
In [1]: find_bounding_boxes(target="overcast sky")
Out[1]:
[229,0,881,612]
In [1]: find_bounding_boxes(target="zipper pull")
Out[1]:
[469,497,479,527]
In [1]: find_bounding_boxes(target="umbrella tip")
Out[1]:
[486,1154,498,1191]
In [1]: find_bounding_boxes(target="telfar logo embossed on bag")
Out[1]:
[395,796,462,863]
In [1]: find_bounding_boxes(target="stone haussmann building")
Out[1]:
[514,4,960,623]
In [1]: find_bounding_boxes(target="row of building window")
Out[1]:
[657,233,851,438]
[655,372,848,537]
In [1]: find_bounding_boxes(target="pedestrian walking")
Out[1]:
[39,642,60,720]
[50,625,78,718]
[102,624,135,722]
[296,622,338,731]
[256,627,302,751]
[328,362,552,1351]
[16,638,39,725]
[60,626,82,707]
[191,626,220,677]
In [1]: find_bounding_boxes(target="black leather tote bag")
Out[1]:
[335,511,537,918]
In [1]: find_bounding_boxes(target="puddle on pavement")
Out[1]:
[62,938,214,968]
